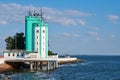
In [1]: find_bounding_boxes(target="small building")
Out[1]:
[4,51,25,59]
[3,50,41,59]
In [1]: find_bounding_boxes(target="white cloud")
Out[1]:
[92,27,99,31]
[87,32,98,36]
[0,3,94,26]
[47,17,77,26]
[77,20,85,25]
[108,15,119,20]
[63,32,71,37]
[62,18,76,26]
[43,8,93,26]
[111,34,116,38]
[0,3,29,24]
[64,10,93,17]
[96,37,104,41]
[0,20,7,25]
[107,15,119,24]
[73,34,80,37]
[63,32,80,37]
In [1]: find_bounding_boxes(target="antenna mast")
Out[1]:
[40,8,43,19]
[28,9,32,16]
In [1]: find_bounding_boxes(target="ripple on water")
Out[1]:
[58,63,78,67]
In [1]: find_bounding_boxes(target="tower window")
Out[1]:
[37,30,39,33]
[37,42,38,45]
[37,48,38,51]
[43,48,44,51]
[43,30,45,33]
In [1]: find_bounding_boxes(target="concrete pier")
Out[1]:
[30,62,33,70]
[47,61,51,71]
[4,59,58,71]
[29,61,58,71]
[40,62,43,70]
[54,61,58,69]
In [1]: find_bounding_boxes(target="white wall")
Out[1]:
[35,27,40,58]
[4,52,25,59]
[41,27,46,58]
[35,27,40,52]
[4,52,17,59]
[34,26,48,58]
[25,53,39,58]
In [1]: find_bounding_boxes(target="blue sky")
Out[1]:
[0,0,120,55]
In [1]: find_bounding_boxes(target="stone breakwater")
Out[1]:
[0,63,14,72]
[58,58,84,64]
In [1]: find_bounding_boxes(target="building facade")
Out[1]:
[25,12,48,58]
[4,11,49,59]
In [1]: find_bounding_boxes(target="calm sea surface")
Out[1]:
[1,55,120,80]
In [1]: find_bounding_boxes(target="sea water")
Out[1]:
[0,55,120,80]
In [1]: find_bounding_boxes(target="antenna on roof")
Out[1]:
[28,9,32,16]
[40,8,43,19]
[33,10,36,16]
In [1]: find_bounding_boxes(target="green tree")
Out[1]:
[5,32,25,50]
[48,50,57,55]
[5,36,14,49]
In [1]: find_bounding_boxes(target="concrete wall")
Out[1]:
[58,58,77,62]
[25,53,39,58]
